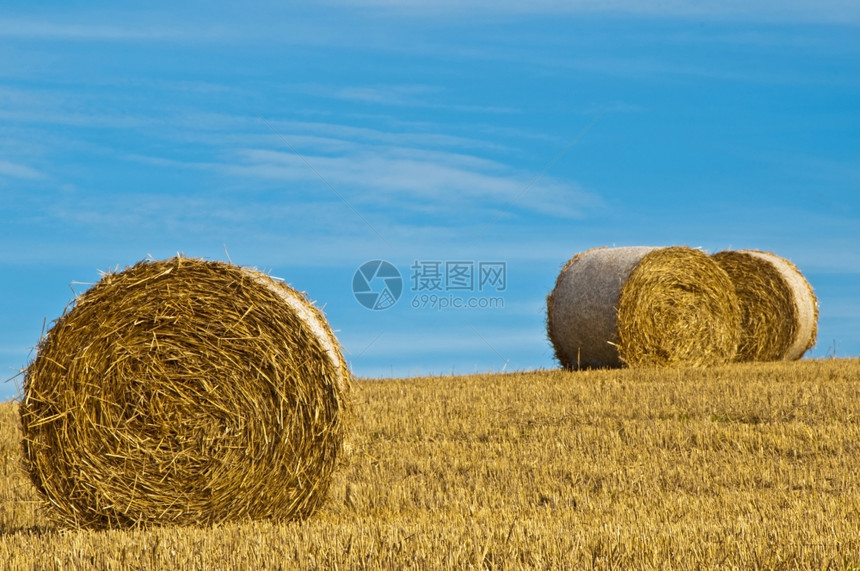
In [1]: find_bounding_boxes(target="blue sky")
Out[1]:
[1,1,858,400]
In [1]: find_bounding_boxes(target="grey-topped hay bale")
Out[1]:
[20,256,350,529]
[712,249,818,361]
[547,246,655,369]
[547,246,741,369]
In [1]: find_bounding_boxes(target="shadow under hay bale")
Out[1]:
[547,246,741,370]
[20,256,350,529]
[712,250,818,361]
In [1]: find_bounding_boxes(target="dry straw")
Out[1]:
[20,256,350,529]
[712,250,818,361]
[547,246,741,369]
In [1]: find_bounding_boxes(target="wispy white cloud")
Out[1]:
[0,181,600,270]
[0,159,44,180]
[0,18,232,42]
[214,144,600,220]
[261,118,514,152]
[331,84,442,106]
[327,0,860,24]
[296,83,519,113]
[178,114,514,154]
[116,146,600,226]
[0,80,606,256]
[103,109,604,223]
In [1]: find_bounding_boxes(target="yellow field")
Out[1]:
[2,359,859,569]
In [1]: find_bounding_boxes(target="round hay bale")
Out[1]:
[711,249,818,361]
[20,256,350,529]
[547,246,741,369]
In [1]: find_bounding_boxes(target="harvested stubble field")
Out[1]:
[2,358,860,569]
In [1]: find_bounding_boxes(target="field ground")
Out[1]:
[2,359,860,569]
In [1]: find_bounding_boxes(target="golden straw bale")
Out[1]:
[20,256,350,529]
[547,246,741,369]
[712,250,818,361]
